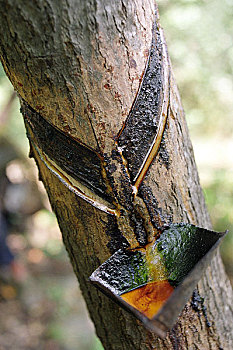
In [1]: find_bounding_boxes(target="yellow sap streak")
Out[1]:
[121,280,174,319]
[121,244,172,319]
[146,239,168,282]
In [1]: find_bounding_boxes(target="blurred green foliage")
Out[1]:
[0,69,28,153]
[158,0,233,137]
[158,0,233,280]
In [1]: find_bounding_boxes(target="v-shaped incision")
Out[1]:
[21,23,170,221]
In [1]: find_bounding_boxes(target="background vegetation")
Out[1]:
[0,0,232,348]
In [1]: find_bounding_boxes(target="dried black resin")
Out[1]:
[118,22,164,180]
[22,102,113,203]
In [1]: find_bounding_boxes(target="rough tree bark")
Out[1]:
[0,1,232,349]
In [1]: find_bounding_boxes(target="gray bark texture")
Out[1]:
[0,0,232,349]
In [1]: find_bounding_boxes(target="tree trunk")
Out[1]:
[0,1,232,349]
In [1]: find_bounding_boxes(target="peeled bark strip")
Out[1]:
[0,1,232,349]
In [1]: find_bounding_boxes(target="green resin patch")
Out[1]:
[155,223,221,285]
